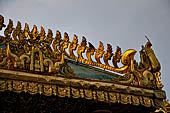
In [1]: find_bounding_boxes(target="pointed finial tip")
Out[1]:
[145,35,150,42]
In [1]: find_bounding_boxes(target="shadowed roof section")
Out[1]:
[67,59,120,81]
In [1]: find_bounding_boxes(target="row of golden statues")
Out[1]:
[0,15,163,89]
[0,15,137,74]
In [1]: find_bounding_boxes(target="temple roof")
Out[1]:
[0,15,169,113]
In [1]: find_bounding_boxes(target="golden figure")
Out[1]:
[18,31,25,43]
[44,29,53,57]
[69,34,78,59]
[95,41,104,64]
[59,32,69,57]
[0,15,6,30]
[112,46,121,68]
[117,39,163,88]
[129,53,154,87]
[77,36,87,60]
[103,44,112,66]
[4,19,14,38]
[39,26,45,44]
[12,21,22,41]
[86,42,95,63]
[30,25,39,42]
[144,36,161,72]
[53,30,61,55]
[23,23,30,39]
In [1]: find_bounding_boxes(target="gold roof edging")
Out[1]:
[0,15,164,90]
[0,78,163,109]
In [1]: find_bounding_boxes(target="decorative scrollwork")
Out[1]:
[23,23,30,39]
[53,30,61,56]
[0,15,141,75]
[69,34,78,59]
[77,36,87,62]
[95,41,104,64]
[4,19,14,38]
[0,15,163,89]
[0,15,6,30]
[86,42,95,64]
[115,38,162,89]
[103,44,113,66]
[39,26,45,44]
[112,46,121,68]
[12,21,22,41]
[59,32,69,57]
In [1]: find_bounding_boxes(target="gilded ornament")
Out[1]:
[59,32,69,57]
[7,80,12,91]
[44,84,53,96]
[120,94,131,104]
[30,48,44,72]
[30,25,39,42]
[142,97,152,107]
[58,87,70,97]
[39,26,45,44]
[86,42,95,64]
[84,89,93,99]
[23,23,30,38]
[112,46,121,68]
[53,30,61,55]
[13,80,23,91]
[120,39,162,89]
[71,87,80,98]
[0,15,164,91]
[4,19,14,38]
[0,15,6,30]
[103,44,112,66]
[145,36,160,72]
[12,21,22,41]
[92,90,97,100]
[96,91,105,101]
[0,80,6,90]
[69,34,78,59]
[132,96,140,105]
[20,54,30,68]
[44,29,53,57]
[95,41,104,64]
[80,89,84,98]
[43,58,54,73]
[77,36,87,61]
[28,82,38,94]
[108,92,118,103]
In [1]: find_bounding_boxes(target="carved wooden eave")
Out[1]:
[0,15,168,113]
[0,68,166,106]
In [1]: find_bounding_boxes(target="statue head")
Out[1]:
[98,41,104,51]
[55,30,61,40]
[16,21,22,30]
[7,19,14,33]
[0,15,6,30]
[24,23,29,32]
[72,34,78,44]
[63,32,69,42]
[81,36,87,46]
[40,26,45,36]
[47,29,53,38]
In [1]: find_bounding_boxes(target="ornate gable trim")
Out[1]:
[0,15,163,90]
